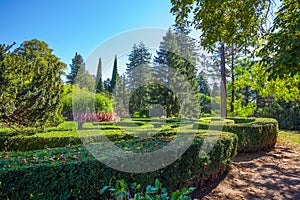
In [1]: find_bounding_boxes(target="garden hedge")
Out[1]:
[0,129,134,152]
[0,119,179,151]
[0,131,238,199]
[193,117,278,152]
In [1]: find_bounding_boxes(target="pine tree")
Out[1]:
[126,42,151,90]
[109,55,119,93]
[126,42,152,114]
[66,53,83,85]
[95,58,104,93]
[153,26,199,117]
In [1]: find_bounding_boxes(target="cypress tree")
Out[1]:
[95,58,104,93]
[109,55,119,93]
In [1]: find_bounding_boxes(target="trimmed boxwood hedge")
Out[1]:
[0,129,134,152]
[193,117,278,152]
[0,131,238,199]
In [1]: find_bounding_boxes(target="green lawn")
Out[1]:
[277,130,300,146]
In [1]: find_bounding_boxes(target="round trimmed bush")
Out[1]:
[193,117,278,152]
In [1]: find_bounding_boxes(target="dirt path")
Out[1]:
[192,143,300,200]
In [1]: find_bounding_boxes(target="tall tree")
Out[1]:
[0,39,66,131]
[153,26,199,117]
[126,42,152,114]
[95,58,104,93]
[126,42,152,90]
[109,55,119,93]
[170,0,273,117]
[66,52,83,85]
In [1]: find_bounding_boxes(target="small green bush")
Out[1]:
[193,117,278,152]
[0,131,238,199]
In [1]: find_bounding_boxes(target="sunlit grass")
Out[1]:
[277,130,300,146]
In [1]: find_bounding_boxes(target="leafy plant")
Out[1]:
[100,179,196,200]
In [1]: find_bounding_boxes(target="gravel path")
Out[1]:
[192,143,300,200]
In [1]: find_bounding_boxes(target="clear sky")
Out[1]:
[0,0,175,77]
[1,0,282,80]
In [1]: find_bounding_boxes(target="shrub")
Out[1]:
[0,131,238,199]
[73,112,115,128]
[256,100,300,130]
[62,85,113,120]
[193,117,278,152]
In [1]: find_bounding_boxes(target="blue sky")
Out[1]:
[0,0,175,77]
[1,0,282,79]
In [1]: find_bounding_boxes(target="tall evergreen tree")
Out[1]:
[126,42,152,114]
[109,55,119,93]
[153,26,199,117]
[126,42,152,90]
[95,58,104,93]
[66,53,83,85]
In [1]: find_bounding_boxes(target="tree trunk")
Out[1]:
[220,42,227,117]
[230,46,235,114]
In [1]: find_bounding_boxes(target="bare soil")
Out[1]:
[192,142,300,200]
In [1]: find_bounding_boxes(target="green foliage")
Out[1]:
[109,55,119,93]
[0,129,132,152]
[66,52,83,85]
[153,27,199,118]
[245,62,300,102]
[0,39,66,131]
[0,131,237,199]
[66,52,95,92]
[96,57,104,93]
[62,85,112,114]
[125,42,152,115]
[194,117,278,152]
[258,0,300,80]
[101,178,195,200]
[227,97,257,117]
[257,100,300,130]
[170,0,274,117]
[170,0,270,50]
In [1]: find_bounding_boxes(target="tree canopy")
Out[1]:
[0,39,66,130]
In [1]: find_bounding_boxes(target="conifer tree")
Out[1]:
[66,53,83,85]
[95,58,104,93]
[109,55,119,93]
[0,39,66,131]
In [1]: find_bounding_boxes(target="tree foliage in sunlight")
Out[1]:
[0,39,66,130]
[259,0,300,80]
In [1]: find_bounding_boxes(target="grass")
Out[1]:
[277,130,300,146]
